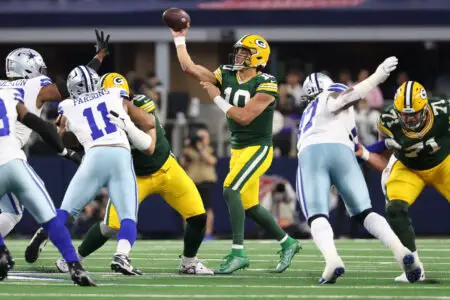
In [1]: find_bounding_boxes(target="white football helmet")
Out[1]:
[66,65,100,99]
[303,72,334,98]
[6,48,47,79]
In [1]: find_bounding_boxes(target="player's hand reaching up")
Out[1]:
[377,56,398,76]
[201,81,221,100]
[170,23,190,38]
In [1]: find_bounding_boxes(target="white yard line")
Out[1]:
[0,293,449,299]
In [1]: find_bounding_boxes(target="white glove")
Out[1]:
[107,111,134,132]
[385,138,401,150]
[375,56,398,83]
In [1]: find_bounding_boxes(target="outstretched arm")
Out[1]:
[327,57,398,113]
[171,25,217,83]
[38,29,110,104]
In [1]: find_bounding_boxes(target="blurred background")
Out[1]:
[2,0,450,239]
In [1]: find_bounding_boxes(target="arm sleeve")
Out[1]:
[87,57,101,72]
[256,75,278,98]
[365,140,387,154]
[56,80,70,99]
[326,90,361,113]
[213,66,223,88]
[21,113,65,153]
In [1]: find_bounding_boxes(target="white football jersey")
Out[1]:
[297,83,357,153]
[58,88,130,151]
[0,75,52,147]
[0,89,27,165]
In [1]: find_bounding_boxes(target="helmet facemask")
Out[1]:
[396,106,428,131]
[229,47,253,71]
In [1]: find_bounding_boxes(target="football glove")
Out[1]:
[384,138,401,150]
[94,29,110,55]
[107,110,133,132]
[376,56,398,77]
[58,148,83,165]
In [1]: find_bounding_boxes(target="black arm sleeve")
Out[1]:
[56,81,70,99]
[87,57,101,72]
[21,113,65,153]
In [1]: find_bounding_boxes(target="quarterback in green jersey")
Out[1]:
[25,73,213,275]
[171,25,300,274]
[377,81,450,282]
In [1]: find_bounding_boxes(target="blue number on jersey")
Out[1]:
[83,102,117,140]
[298,99,318,138]
[0,98,10,137]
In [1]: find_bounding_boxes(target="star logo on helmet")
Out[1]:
[27,52,36,59]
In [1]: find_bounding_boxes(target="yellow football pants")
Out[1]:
[386,155,450,205]
[104,155,206,230]
[223,145,273,210]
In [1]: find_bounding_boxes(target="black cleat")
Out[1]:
[111,253,143,275]
[0,246,14,281]
[68,261,96,287]
[25,227,48,263]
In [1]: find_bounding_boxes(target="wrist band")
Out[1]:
[174,37,186,47]
[214,95,233,113]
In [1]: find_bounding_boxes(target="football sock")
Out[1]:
[78,222,111,258]
[116,219,137,256]
[223,188,245,248]
[183,214,206,258]
[43,217,78,263]
[246,204,289,243]
[0,213,20,237]
[57,209,69,224]
[386,200,417,252]
[310,217,339,262]
[0,234,4,247]
[363,212,408,262]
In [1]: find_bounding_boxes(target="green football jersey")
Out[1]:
[378,97,450,170]
[213,65,278,149]
[131,94,171,176]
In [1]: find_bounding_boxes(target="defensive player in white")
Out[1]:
[296,57,422,284]
[0,30,109,241]
[0,88,95,285]
[56,65,154,275]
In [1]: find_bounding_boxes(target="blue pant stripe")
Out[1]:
[297,166,309,219]
[130,155,138,218]
[21,161,56,214]
[6,193,19,215]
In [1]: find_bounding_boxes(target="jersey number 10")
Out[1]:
[83,102,117,140]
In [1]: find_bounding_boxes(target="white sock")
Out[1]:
[0,213,21,237]
[181,255,196,264]
[116,239,132,256]
[363,212,408,262]
[310,217,339,262]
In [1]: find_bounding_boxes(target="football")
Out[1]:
[162,8,191,32]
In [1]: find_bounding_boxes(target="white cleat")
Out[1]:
[318,256,345,284]
[395,268,425,283]
[179,257,214,275]
[400,254,422,283]
[55,258,69,273]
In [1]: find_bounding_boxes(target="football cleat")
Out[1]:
[56,257,70,273]
[25,227,48,263]
[272,240,301,273]
[111,253,143,275]
[179,257,214,275]
[0,246,14,281]
[318,256,345,284]
[214,253,249,274]
[401,254,422,283]
[395,269,425,283]
[68,261,96,286]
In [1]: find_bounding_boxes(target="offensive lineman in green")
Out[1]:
[377,81,450,282]
[171,25,301,274]
[28,72,214,275]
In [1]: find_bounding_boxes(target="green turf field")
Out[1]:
[1,239,449,299]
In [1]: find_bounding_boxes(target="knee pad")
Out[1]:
[186,213,207,230]
[386,200,409,219]
[351,208,373,226]
[307,214,329,227]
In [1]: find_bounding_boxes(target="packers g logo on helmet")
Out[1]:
[230,34,270,71]
[394,81,429,130]
[98,72,130,95]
